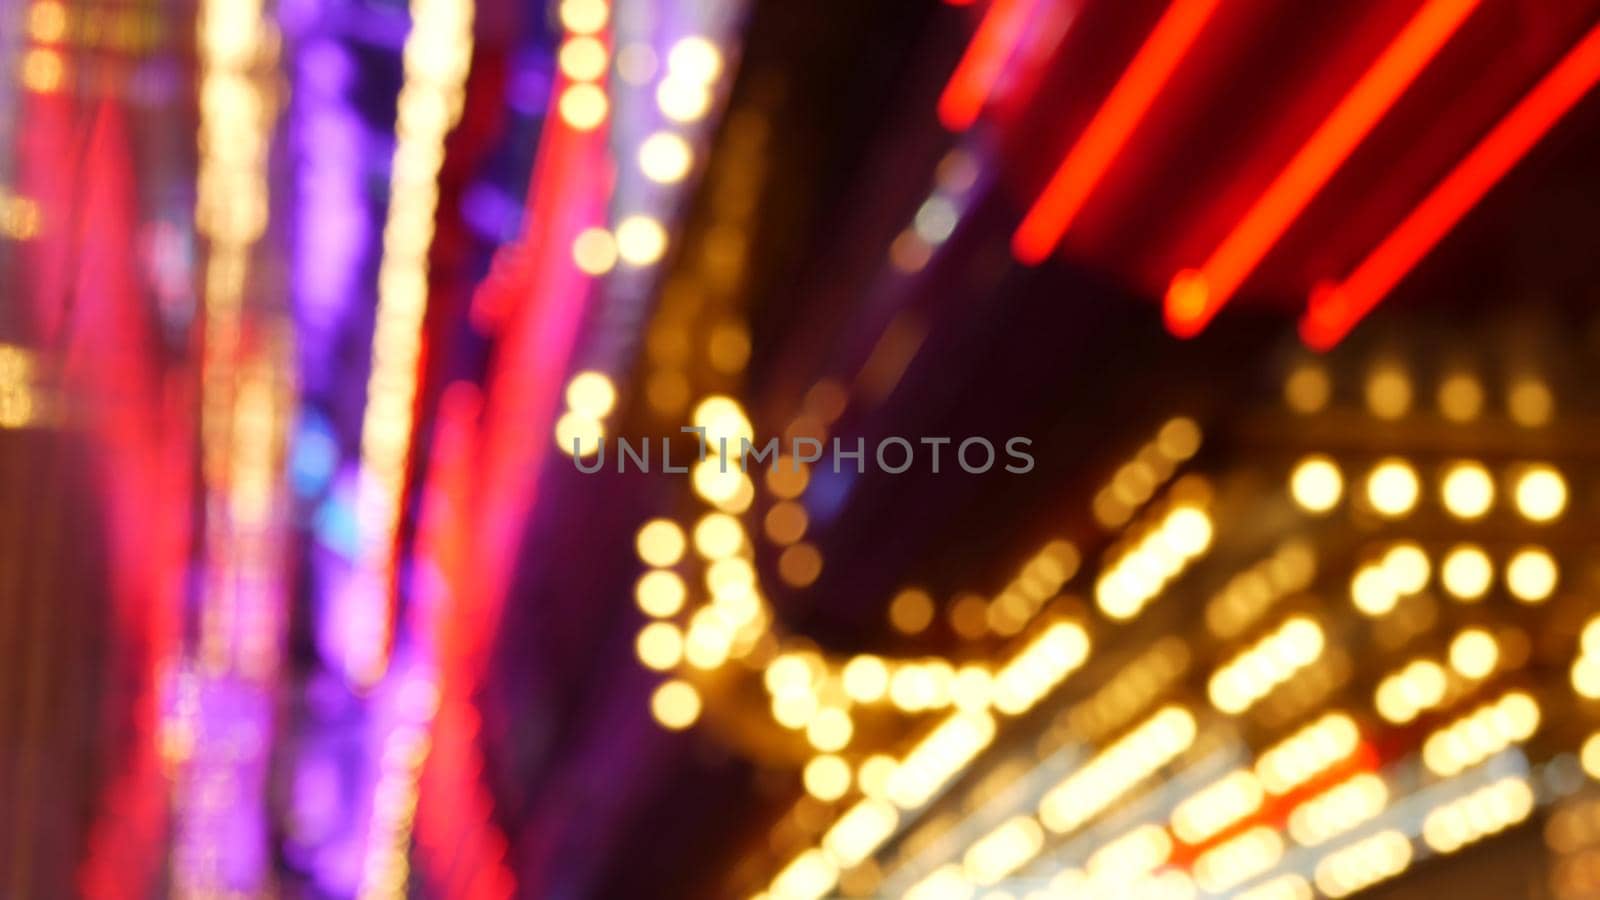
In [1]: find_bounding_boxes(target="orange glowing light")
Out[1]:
[1302,19,1600,350]
[1166,0,1477,338]
[938,0,1035,131]
[1012,0,1221,264]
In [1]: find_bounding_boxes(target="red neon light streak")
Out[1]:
[1012,0,1221,264]
[1302,19,1600,349]
[1166,0,1478,337]
[938,0,1036,131]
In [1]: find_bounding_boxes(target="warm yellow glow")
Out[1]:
[558,35,608,80]
[1440,462,1493,519]
[639,131,693,183]
[566,371,616,418]
[21,48,63,92]
[765,501,809,545]
[1290,455,1342,513]
[1237,875,1313,900]
[1440,544,1492,601]
[992,621,1091,715]
[1448,628,1498,679]
[555,411,604,457]
[651,679,701,730]
[1039,706,1195,833]
[692,512,743,559]
[1507,377,1554,427]
[636,622,683,671]
[1194,825,1283,893]
[1365,365,1411,419]
[806,707,853,752]
[1365,459,1418,517]
[823,799,898,869]
[1288,773,1388,846]
[778,543,824,587]
[1582,733,1600,778]
[1209,616,1324,714]
[842,655,890,703]
[1086,823,1172,880]
[963,816,1045,886]
[657,77,711,121]
[1422,777,1534,854]
[887,711,995,809]
[1257,713,1359,795]
[558,0,608,35]
[1574,654,1600,700]
[667,35,723,83]
[558,82,609,130]
[615,214,667,266]
[635,570,686,617]
[1375,659,1447,724]
[635,518,686,567]
[1096,502,1213,621]
[1314,829,1412,898]
[1350,565,1398,617]
[1437,372,1483,422]
[769,848,837,900]
[572,227,618,275]
[888,588,935,634]
[857,755,897,801]
[1171,769,1262,844]
[691,395,754,451]
[1157,417,1202,459]
[1514,465,1567,522]
[1381,542,1430,595]
[683,608,733,669]
[903,864,968,900]
[1506,547,1557,603]
[1285,363,1330,414]
[1421,691,1539,777]
[803,754,851,802]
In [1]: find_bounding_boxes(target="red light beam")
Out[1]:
[1012,0,1222,264]
[939,0,1037,131]
[1166,0,1478,338]
[1302,18,1600,350]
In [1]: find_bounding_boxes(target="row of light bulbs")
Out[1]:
[1291,454,1569,522]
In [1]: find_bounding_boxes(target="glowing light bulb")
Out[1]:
[1440,544,1492,601]
[615,214,667,266]
[638,131,692,183]
[1366,459,1418,517]
[1440,462,1493,519]
[1291,455,1342,513]
[1514,465,1566,522]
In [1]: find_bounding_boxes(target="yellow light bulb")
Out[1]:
[1290,455,1342,513]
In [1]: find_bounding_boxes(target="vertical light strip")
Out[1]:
[177,0,289,893]
[350,0,475,894]
[1011,0,1220,264]
[1302,19,1600,349]
[348,0,476,687]
[1165,0,1477,337]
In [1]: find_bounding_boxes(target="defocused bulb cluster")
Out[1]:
[658,34,722,122]
[1289,773,1388,847]
[1421,691,1539,777]
[1038,706,1195,834]
[555,370,615,456]
[1095,501,1213,620]
[1209,616,1324,714]
[1256,713,1360,794]
[1314,829,1412,898]
[1171,769,1262,844]
[1422,777,1534,854]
